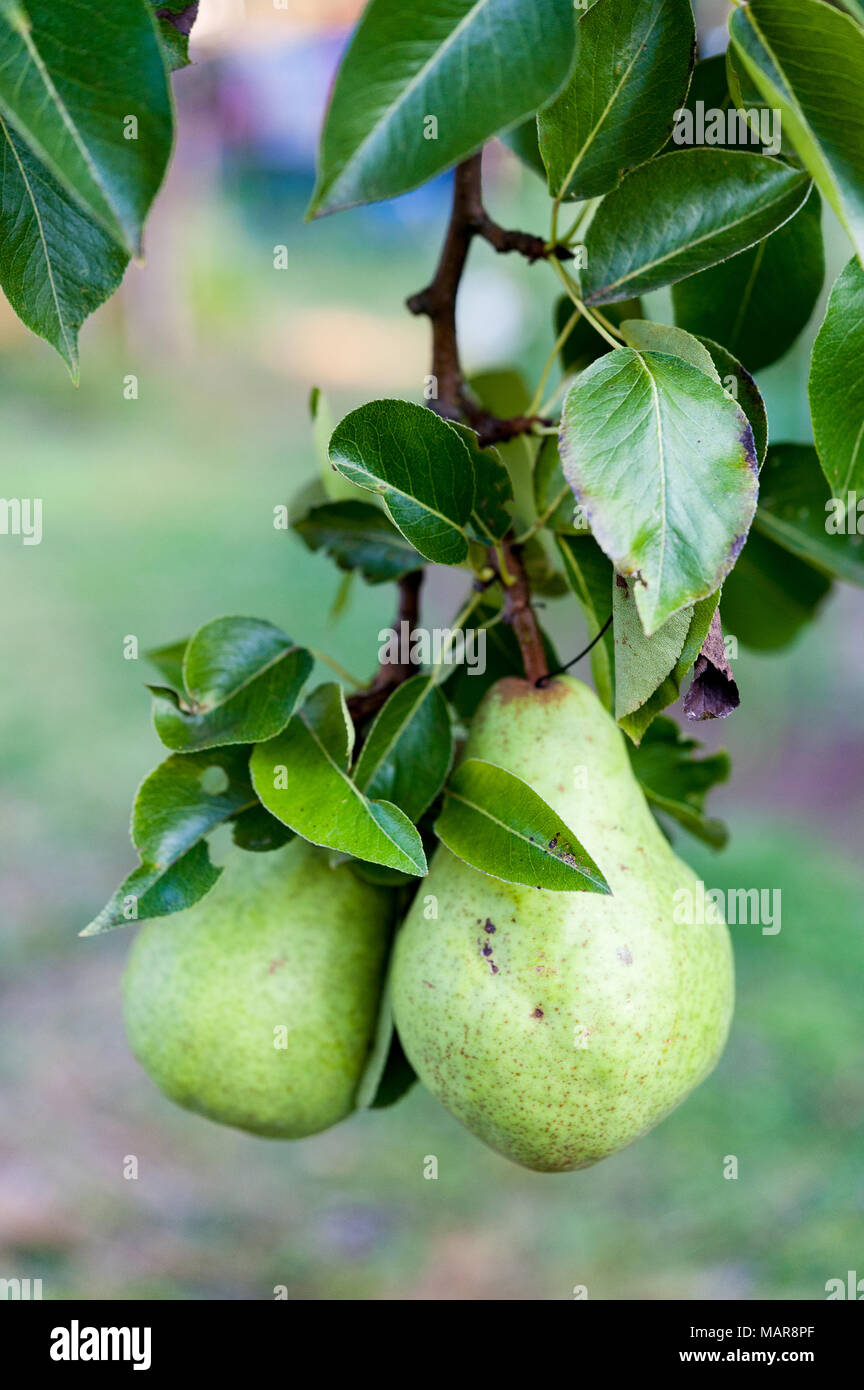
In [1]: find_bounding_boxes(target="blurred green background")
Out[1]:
[1,0,862,1300]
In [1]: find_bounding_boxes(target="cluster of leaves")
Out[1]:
[83,606,609,935]
[83,0,864,937]
[0,0,194,377]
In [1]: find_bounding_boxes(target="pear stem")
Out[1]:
[495,541,549,686]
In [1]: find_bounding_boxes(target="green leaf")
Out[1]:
[721,527,832,651]
[329,399,474,565]
[353,675,453,821]
[150,1,198,72]
[628,716,730,849]
[308,0,578,216]
[499,116,545,177]
[673,188,824,373]
[468,368,538,527]
[556,533,615,713]
[538,0,694,201]
[81,746,256,935]
[150,617,313,752]
[231,802,294,853]
[581,149,811,304]
[696,336,768,467]
[621,321,769,468]
[555,294,643,375]
[663,53,736,154]
[729,0,864,262]
[250,685,427,876]
[144,637,188,689]
[450,424,513,542]
[434,758,610,893]
[293,498,422,583]
[754,443,864,586]
[534,435,585,533]
[0,119,128,376]
[618,591,719,745]
[612,575,691,723]
[559,347,759,633]
[838,0,864,23]
[618,319,720,380]
[809,257,864,494]
[356,984,418,1110]
[0,0,173,254]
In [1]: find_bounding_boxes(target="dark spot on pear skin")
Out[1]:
[484,919,496,933]
[267,958,287,974]
[532,1007,544,1019]
[482,942,493,958]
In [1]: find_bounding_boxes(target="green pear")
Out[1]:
[392,676,733,1173]
[123,839,392,1138]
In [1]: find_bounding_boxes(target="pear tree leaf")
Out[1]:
[729,0,864,262]
[662,54,737,154]
[150,617,314,752]
[329,399,475,565]
[356,982,418,1110]
[620,321,769,467]
[353,675,453,822]
[754,443,864,586]
[0,119,129,377]
[435,758,610,894]
[293,498,422,584]
[231,802,294,853]
[0,0,173,254]
[538,0,695,201]
[720,527,832,652]
[144,637,189,688]
[838,0,864,23]
[618,591,719,746]
[534,435,586,534]
[468,369,538,528]
[612,575,691,723]
[809,257,864,495]
[499,116,545,178]
[628,716,730,849]
[618,319,720,380]
[556,533,615,714]
[449,424,513,542]
[696,336,768,468]
[673,189,824,373]
[250,686,427,877]
[308,0,578,216]
[80,746,257,935]
[559,347,759,634]
[150,1,198,72]
[581,149,811,305]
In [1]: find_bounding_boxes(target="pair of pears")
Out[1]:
[123,677,733,1170]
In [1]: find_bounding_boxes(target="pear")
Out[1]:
[392,676,733,1173]
[124,839,392,1138]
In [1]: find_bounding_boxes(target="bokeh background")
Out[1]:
[1,0,862,1300]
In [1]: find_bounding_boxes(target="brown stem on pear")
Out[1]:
[494,541,549,686]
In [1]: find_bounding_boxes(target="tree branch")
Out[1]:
[494,541,549,686]
[406,152,570,431]
[346,569,423,726]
